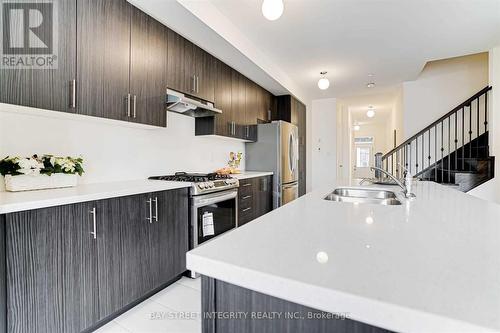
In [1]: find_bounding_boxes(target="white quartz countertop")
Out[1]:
[187,180,500,333]
[0,179,190,214]
[230,171,273,180]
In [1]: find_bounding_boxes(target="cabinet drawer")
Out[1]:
[238,180,253,196]
[238,206,254,226]
[238,194,253,207]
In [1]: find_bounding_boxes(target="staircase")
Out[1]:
[381,86,494,192]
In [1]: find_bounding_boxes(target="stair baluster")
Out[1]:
[381,86,493,192]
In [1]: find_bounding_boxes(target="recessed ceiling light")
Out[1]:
[366,109,375,118]
[366,82,376,88]
[317,71,330,90]
[353,125,360,131]
[262,0,284,21]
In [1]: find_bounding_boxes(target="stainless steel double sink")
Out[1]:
[324,187,402,206]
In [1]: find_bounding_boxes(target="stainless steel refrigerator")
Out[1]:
[246,121,299,208]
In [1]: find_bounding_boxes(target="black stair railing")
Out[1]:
[382,86,492,183]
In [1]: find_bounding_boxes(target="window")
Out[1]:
[356,147,370,167]
[354,136,374,144]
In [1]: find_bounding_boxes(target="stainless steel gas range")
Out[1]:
[149,172,239,277]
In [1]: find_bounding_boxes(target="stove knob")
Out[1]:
[198,183,204,189]
[208,182,214,188]
[224,180,230,185]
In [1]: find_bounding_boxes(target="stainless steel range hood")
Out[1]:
[166,89,222,117]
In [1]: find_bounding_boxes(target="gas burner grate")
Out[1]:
[149,172,232,182]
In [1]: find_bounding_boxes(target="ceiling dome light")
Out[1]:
[262,0,284,21]
[366,109,375,118]
[366,82,376,88]
[317,71,330,90]
[353,125,360,131]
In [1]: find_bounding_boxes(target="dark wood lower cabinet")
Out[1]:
[2,188,189,333]
[238,176,273,226]
[5,202,99,333]
[202,277,394,333]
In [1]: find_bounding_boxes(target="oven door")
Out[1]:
[191,189,238,248]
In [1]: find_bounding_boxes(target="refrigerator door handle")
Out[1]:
[289,132,294,173]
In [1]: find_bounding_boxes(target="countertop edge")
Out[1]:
[231,171,274,180]
[0,180,191,214]
[186,252,494,333]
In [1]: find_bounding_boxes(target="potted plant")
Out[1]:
[0,155,84,192]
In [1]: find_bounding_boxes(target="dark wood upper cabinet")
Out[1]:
[130,6,168,127]
[275,95,298,125]
[0,0,77,113]
[2,0,275,133]
[214,59,233,136]
[245,78,258,125]
[167,28,186,93]
[195,47,216,102]
[183,39,196,95]
[183,42,215,102]
[76,0,131,122]
[256,86,271,123]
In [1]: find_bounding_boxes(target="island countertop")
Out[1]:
[187,180,500,333]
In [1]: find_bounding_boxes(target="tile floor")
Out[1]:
[93,277,202,333]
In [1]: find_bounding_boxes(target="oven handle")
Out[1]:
[192,190,238,208]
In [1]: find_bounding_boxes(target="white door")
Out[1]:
[352,144,372,179]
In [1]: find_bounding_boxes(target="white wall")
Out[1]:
[403,53,489,139]
[335,102,350,180]
[391,86,404,145]
[311,98,337,190]
[0,104,245,190]
[469,46,500,203]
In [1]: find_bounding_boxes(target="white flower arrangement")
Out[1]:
[0,154,84,177]
[0,155,84,192]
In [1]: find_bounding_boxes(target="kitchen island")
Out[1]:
[187,180,500,332]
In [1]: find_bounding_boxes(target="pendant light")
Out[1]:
[262,0,284,21]
[317,71,330,90]
[366,106,375,118]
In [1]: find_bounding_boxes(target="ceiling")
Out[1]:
[132,0,500,103]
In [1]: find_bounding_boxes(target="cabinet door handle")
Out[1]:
[242,183,252,187]
[69,79,76,108]
[89,207,97,239]
[192,76,196,93]
[133,95,137,118]
[246,126,249,138]
[146,198,153,223]
[242,207,252,212]
[126,93,131,117]
[242,195,252,200]
[232,122,235,135]
[153,197,158,222]
[196,76,199,93]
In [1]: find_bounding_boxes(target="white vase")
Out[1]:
[4,174,78,192]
